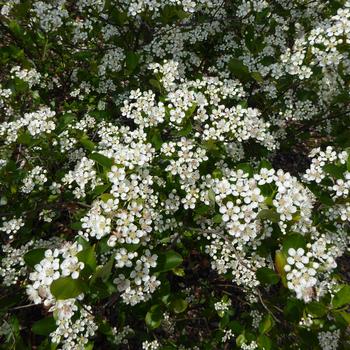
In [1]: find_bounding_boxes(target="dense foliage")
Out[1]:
[0,0,350,349]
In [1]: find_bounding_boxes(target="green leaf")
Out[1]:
[176,120,193,137]
[91,183,111,197]
[282,233,306,254]
[195,204,210,215]
[257,209,280,223]
[251,71,264,83]
[306,301,327,317]
[283,299,303,322]
[172,267,185,277]
[110,8,128,26]
[125,51,139,72]
[257,334,272,350]
[50,277,84,300]
[213,214,222,224]
[157,250,183,272]
[80,135,96,151]
[149,79,162,91]
[32,317,57,336]
[100,193,115,202]
[211,169,223,179]
[76,236,90,249]
[306,183,333,206]
[256,267,279,285]
[323,163,344,179]
[259,160,272,170]
[185,103,197,117]
[24,248,46,268]
[90,153,114,168]
[61,113,76,126]
[145,304,163,329]
[274,250,287,287]
[150,129,163,150]
[90,254,115,284]
[170,298,188,314]
[71,222,83,230]
[236,162,253,176]
[332,285,350,308]
[77,245,97,271]
[17,131,32,145]
[236,334,246,347]
[259,314,274,334]
[339,311,350,324]
[318,191,334,206]
[8,20,23,38]
[228,58,250,81]
[208,189,216,204]
[84,343,94,350]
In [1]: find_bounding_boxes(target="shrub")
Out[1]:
[0,1,350,349]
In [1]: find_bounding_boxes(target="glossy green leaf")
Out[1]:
[323,163,344,179]
[77,245,97,271]
[332,285,350,308]
[24,248,46,267]
[257,334,272,350]
[32,317,57,336]
[256,267,279,285]
[50,277,84,300]
[145,304,163,329]
[80,136,96,151]
[306,301,327,317]
[170,298,188,314]
[282,233,306,253]
[157,250,183,272]
[90,152,113,168]
[259,314,274,334]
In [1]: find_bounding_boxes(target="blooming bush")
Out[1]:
[0,0,350,349]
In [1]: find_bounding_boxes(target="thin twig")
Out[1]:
[257,289,280,323]
[9,303,37,311]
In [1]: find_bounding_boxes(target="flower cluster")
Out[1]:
[0,107,56,144]
[0,216,24,240]
[1,1,350,349]
[27,242,84,305]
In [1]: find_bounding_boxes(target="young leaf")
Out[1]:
[213,214,222,224]
[170,298,188,314]
[259,314,274,334]
[275,250,288,287]
[145,304,163,329]
[257,334,272,350]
